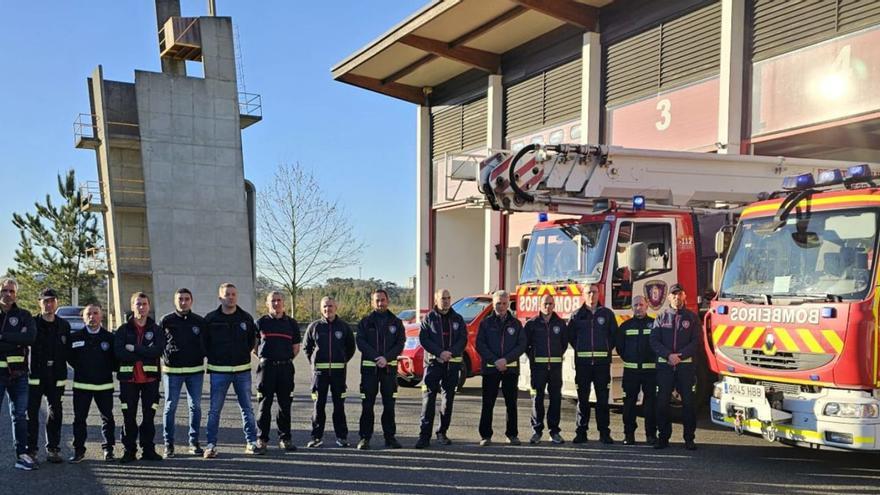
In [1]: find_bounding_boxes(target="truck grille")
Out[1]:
[720,346,834,371]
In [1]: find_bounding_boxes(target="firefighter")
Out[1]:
[415,289,466,449]
[204,283,261,458]
[651,283,701,451]
[0,278,37,470]
[69,304,116,463]
[568,283,617,444]
[26,289,70,464]
[476,290,526,446]
[115,292,165,463]
[304,296,355,448]
[255,291,301,452]
[356,289,405,450]
[525,294,567,445]
[160,288,207,458]
[615,295,657,445]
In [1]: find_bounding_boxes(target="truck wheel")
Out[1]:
[397,377,419,388]
[456,356,470,392]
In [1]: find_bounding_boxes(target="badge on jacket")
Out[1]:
[145,331,154,340]
[100,341,110,351]
[334,330,343,340]
[452,322,459,330]
[682,320,691,329]
[389,325,397,334]
[8,316,18,327]
[507,327,515,335]
[239,322,247,331]
[553,326,560,334]
[597,316,606,325]
[61,335,67,344]
[192,326,200,335]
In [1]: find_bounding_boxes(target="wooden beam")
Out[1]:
[382,6,526,85]
[337,73,426,104]
[512,0,598,30]
[400,34,501,73]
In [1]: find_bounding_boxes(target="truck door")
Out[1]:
[609,219,677,314]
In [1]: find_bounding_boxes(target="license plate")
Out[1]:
[724,382,765,402]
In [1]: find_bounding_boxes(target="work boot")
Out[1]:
[385,437,402,449]
[479,438,492,447]
[414,437,430,449]
[436,433,451,446]
[572,432,588,444]
[141,449,163,461]
[103,448,115,462]
[623,434,636,445]
[189,443,204,456]
[600,433,614,445]
[163,444,175,459]
[654,439,669,450]
[357,438,370,450]
[46,449,63,464]
[280,439,297,452]
[506,436,521,446]
[69,449,86,464]
[119,450,137,464]
[646,436,658,446]
[550,433,565,445]
[684,441,697,451]
[529,433,542,444]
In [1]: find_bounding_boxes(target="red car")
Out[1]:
[396,295,516,390]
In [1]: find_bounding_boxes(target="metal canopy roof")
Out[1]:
[332,0,610,104]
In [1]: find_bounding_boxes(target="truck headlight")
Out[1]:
[713,383,723,400]
[823,402,879,418]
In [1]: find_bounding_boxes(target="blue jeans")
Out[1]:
[0,374,29,456]
[206,371,256,445]
[163,372,204,446]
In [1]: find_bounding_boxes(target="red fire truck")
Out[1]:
[708,164,880,450]
[477,143,847,403]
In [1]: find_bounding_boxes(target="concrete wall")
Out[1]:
[134,16,255,317]
[434,208,484,300]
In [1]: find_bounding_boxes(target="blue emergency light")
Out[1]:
[781,173,815,191]
[632,195,646,211]
[821,307,836,318]
[538,212,549,222]
[845,164,872,181]
[816,169,844,187]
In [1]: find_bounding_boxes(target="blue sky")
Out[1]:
[0,0,424,286]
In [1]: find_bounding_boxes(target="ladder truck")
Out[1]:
[476,143,850,406]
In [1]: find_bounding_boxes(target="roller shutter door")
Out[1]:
[605,1,721,107]
[505,58,582,138]
[752,0,880,62]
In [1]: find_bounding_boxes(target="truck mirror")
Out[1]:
[519,235,530,253]
[518,250,526,278]
[628,242,647,273]
[712,258,724,292]
[714,230,726,256]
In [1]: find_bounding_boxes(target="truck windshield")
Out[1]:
[520,222,610,284]
[720,208,878,301]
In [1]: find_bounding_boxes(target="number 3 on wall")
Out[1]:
[655,99,671,131]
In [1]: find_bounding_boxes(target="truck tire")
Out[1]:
[456,356,470,392]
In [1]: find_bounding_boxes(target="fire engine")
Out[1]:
[476,143,849,403]
[708,164,880,450]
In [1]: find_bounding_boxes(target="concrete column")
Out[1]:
[483,75,504,293]
[717,0,745,154]
[581,32,602,144]
[415,105,432,312]
[155,0,186,76]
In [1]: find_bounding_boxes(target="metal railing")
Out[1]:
[84,247,110,276]
[239,92,262,117]
[74,113,140,145]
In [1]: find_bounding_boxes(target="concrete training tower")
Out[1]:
[76,0,260,326]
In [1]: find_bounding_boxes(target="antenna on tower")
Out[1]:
[234,24,246,94]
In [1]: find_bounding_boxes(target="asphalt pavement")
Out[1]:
[2,352,880,495]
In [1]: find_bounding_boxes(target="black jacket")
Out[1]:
[615,315,656,372]
[161,311,207,374]
[419,307,467,368]
[525,312,568,366]
[650,307,703,364]
[356,310,405,372]
[304,317,355,371]
[115,316,165,381]
[0,303,37,377]
[68,327,116,389]
[28,315,71,386]
[476,311,526,375]
[204,306,257,373]
[256,314,302,361]
[567,304,618,365]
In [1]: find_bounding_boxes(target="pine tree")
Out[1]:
[8,170,101,312]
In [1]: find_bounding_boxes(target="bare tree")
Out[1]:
[256,162,365,316]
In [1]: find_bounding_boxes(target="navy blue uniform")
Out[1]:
[650,307,702,444]
[476,311,526,440]
[26,314,70,455]
[255,314,301,443]
[567,304,617,438]
[615,315,657,441]
[524,312,567,437]
[69,326,117,453]
[356,310,405,442]
[304,317,355,441]
[418,308,467,441]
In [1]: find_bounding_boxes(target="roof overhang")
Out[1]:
[332,0,610,104]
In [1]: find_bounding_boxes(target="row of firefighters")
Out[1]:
[0,276,701,471]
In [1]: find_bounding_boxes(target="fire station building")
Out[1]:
[333,0,880,312]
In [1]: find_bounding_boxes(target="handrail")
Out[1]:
[239,92,262,117]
